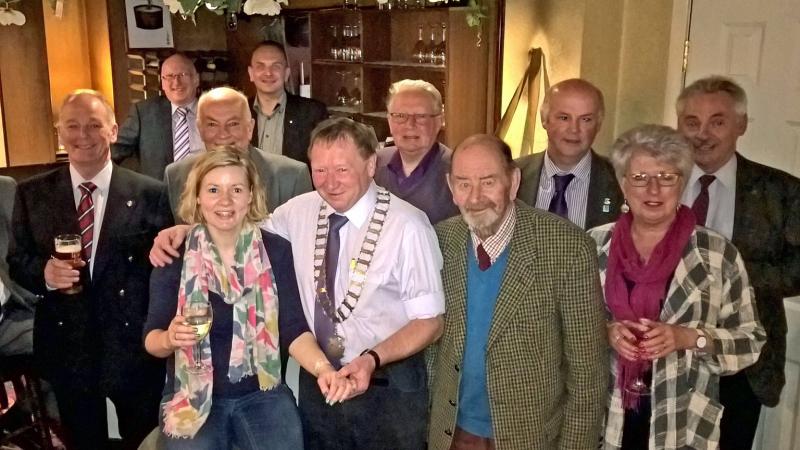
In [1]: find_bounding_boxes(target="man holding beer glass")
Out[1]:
[8,90,173,449]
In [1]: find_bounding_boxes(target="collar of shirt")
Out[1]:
[470,204,517,263]
[386,142,441,185]
[254,91,287,118]
[541,148,592,187]
[327,181,378,228]
[171,99,198,116]
[69,160,113,197]
[685,154,737,192]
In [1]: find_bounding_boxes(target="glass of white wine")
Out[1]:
[183,301,213,374]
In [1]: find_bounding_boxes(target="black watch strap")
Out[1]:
[360,348,381,370]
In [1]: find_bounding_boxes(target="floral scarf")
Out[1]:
[162,223,281,438]
[605,206,696,410]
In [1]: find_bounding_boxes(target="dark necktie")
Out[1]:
[77,182,97,263]
[548,174,575,219]
[314,213,348,366]
[476,243,491,271]
[691,175,716,226]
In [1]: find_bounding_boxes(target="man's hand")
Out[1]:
[149,225,190,267]
[316,365,358,405]
[44,258,85,289]
[338,353,377,395]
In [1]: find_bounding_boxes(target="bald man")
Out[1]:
[516,78,623,229]
[113,53,203,180]
[163,86,312,221]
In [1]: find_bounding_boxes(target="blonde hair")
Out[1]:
[178,147,268,224]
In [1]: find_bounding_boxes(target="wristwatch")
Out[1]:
[695,329,708,350]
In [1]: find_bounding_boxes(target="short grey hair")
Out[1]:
[197,87,252,123]
[386,79,443,114]
[610,124,694,191]
[676,75,747,117]
[59,89,116,125]
[540,78,605,124]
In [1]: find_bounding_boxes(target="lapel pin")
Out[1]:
[126,200,134,208]
[602,198,611,213]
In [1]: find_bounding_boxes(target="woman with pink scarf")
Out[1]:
[587,125,765,449]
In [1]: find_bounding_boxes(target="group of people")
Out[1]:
[0,37,797,450]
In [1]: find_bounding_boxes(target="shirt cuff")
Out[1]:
[403,291,445,320]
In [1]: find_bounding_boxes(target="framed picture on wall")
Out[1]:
[125,0,174,49]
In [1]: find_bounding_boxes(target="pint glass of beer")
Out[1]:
[54,234,83,294]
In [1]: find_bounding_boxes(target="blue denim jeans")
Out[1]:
[162,384,303,450]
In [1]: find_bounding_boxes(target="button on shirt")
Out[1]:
[534,150,591,229]
[266,182,445,363]
[69,161,112,276]
[681,156,737,239]
[254,92,286,156]
[171,100,202,157]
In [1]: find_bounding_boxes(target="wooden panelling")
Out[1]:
[0,0,56,166]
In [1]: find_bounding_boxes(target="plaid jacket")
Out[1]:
[428,203,608,450]
[588,224,766,450]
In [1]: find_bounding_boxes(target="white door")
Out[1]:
[664,2,800,449]
[664,0,800,177]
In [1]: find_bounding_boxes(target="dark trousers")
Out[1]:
[51,380,160,450]
[719,371,762,450]
[298,352,428,450]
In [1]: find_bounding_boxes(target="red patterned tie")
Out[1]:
[477,243,491,271]
[77,182,97,262]
[691,175,716,226]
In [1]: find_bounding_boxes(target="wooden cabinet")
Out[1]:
[308,7,489,146]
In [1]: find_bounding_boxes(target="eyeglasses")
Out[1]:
[626,172,682,187]
[161,72,193,82]
[388,112,441,124]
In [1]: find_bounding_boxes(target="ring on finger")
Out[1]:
[614,335,621,342]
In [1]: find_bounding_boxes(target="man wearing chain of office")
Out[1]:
[152,116,444,449]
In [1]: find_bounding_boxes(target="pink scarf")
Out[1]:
[605,206,696,409]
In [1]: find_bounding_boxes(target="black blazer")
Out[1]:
[250,93,328,166]
[112,96,175,180]
[730,154,800,406]
[8,165,173,392]
[516,150,624,229]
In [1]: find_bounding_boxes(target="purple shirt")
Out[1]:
[374,143,459,225]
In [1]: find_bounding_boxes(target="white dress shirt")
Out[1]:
[171,99,203,155]
[69,161,112,276]
[267,182,445,362]
[535,150,592,229]
[681,156,737,239]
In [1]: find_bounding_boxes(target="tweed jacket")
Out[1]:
[163,145,312,221]
[429,202,608,450]
[516,150,624,229]
[727,154,800,406]
[8,165,172,392]
[249,93,328,166]
[112,96,177,180]
[589,223,766,450]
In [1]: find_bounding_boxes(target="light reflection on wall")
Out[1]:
[0,100,6,167]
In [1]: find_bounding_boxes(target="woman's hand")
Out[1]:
[164,315,198,351]
[316,363,357,405]
[638,318,696,360]
[607,320,649,361]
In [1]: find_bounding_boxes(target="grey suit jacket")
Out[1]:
[163,146,313,221]
[429,202,608,449]
[112,96,176,180]
[729,153,800,406]
[516,150,623,229]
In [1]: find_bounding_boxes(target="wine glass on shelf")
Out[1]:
[336,71,351,106]
[350,73,362,107]
[330,25,341,60]
[411,24,427,63]
[183,300,213,374]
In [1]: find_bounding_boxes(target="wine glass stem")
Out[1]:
[193,342,202,370]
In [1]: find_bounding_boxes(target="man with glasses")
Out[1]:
[113,53,203,180]
[374,79,459,224]
[162,86,311,220]
[516,78,623,229]
[248,40,328,166]
[676,76,800,449]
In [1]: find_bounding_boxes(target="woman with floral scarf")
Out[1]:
[587,125,765,449]
[144,148,354,449]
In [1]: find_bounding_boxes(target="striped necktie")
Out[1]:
[77,182,97,262]
[173,107,191,161]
